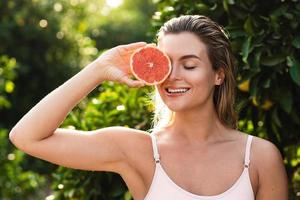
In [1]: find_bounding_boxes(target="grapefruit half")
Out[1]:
[130,46,171,85]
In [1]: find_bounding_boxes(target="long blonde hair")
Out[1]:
[152,15,237,131]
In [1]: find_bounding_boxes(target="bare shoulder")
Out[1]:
[97,126,154,197]
[98,126,153,163]
[249,135,289,199]
[250,135,284,169]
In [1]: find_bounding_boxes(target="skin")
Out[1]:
[9,32,288,200]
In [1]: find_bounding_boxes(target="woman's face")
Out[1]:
[157,31,222,112]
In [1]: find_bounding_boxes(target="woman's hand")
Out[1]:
[95,42,148,87]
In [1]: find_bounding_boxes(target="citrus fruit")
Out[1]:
[130,46,172,85]
[252,96,274,110]
[252,96,259,107]
[261,99,274,110]
[238,79,250,92]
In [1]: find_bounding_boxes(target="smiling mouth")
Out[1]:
[165,88,190,94]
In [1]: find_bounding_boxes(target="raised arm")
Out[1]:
[9,42,147,173]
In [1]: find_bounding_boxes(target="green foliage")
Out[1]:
[0,0,95,127]
[90,0,156,49]
[50,82,153,199]
[4,0,298,199]
[0,129,46,199]
[152,0,300,198]
[40,1,156,198]
[1,0,156,199]
[0,55,17,112]
[63,83,153,131]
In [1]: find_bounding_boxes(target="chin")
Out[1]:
[165,103,192,112]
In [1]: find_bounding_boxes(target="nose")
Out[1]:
[167,65,182,81]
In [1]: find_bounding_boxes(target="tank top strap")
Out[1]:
[150,133,160,163]
[244,135,253,168]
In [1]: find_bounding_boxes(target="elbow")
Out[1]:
[9,128,17,144]
[9,128,25,150]
[9,128,39,153]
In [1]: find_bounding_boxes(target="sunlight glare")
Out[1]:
[106,0,123,8]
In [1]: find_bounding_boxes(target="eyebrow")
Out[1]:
[178,54,201,61]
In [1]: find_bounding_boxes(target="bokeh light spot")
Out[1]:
[54,3,63,12]
[45,194,55,200]
[56,31,64,39]
[5,81,15,93]
[7,153,15,161]
[39,19,48,28]
[116,105,125,111]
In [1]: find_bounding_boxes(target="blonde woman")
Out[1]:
[9,15,288,200]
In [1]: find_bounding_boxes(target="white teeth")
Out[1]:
[167,88,189,93]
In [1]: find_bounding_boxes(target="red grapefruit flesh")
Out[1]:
[130,46,171,85]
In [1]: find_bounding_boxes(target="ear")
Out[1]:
[214,67,225,86]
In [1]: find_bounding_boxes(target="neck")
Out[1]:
[167,102,229,144]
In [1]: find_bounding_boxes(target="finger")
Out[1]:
[127,43,157,53]
[120,42,147,51]
[120,76,145,88]
[146,43,157,47]
[131,81,145,88]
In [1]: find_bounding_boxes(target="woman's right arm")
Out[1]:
[9,42,148,173]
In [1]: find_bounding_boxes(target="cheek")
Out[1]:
[190,70,216,93]
[191,69,215,84]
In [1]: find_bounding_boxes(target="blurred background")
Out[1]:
[0,0,299,199]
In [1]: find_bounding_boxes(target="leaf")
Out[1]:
[271,108,282,128]
[196,3,209,12]
[292,36,300,49]
[223,0,229,12]
[253,50,262,71]
[271,4,289,17]
[124,191,132,200]
[262,78,271,88]
[242,37,252,63]
[249,76,258,97]
[260,55,285,66]
[222,0,234,12]
[291,110,300,125]
[278,88,292,114]
[243,16,253,35]
[288,57,300,86]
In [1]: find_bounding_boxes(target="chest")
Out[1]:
[124,137,258,199]
[155,143,246,195]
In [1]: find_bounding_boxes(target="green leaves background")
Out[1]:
[1,0,299,199]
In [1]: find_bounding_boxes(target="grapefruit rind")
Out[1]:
[130,46,171,85]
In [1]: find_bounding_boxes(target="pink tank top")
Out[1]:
[144,134,255,200]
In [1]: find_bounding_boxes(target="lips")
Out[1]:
[165,87,190,94]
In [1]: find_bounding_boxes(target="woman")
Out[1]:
[9,15,288,199]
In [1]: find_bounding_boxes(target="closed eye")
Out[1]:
[184,66,196,70]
